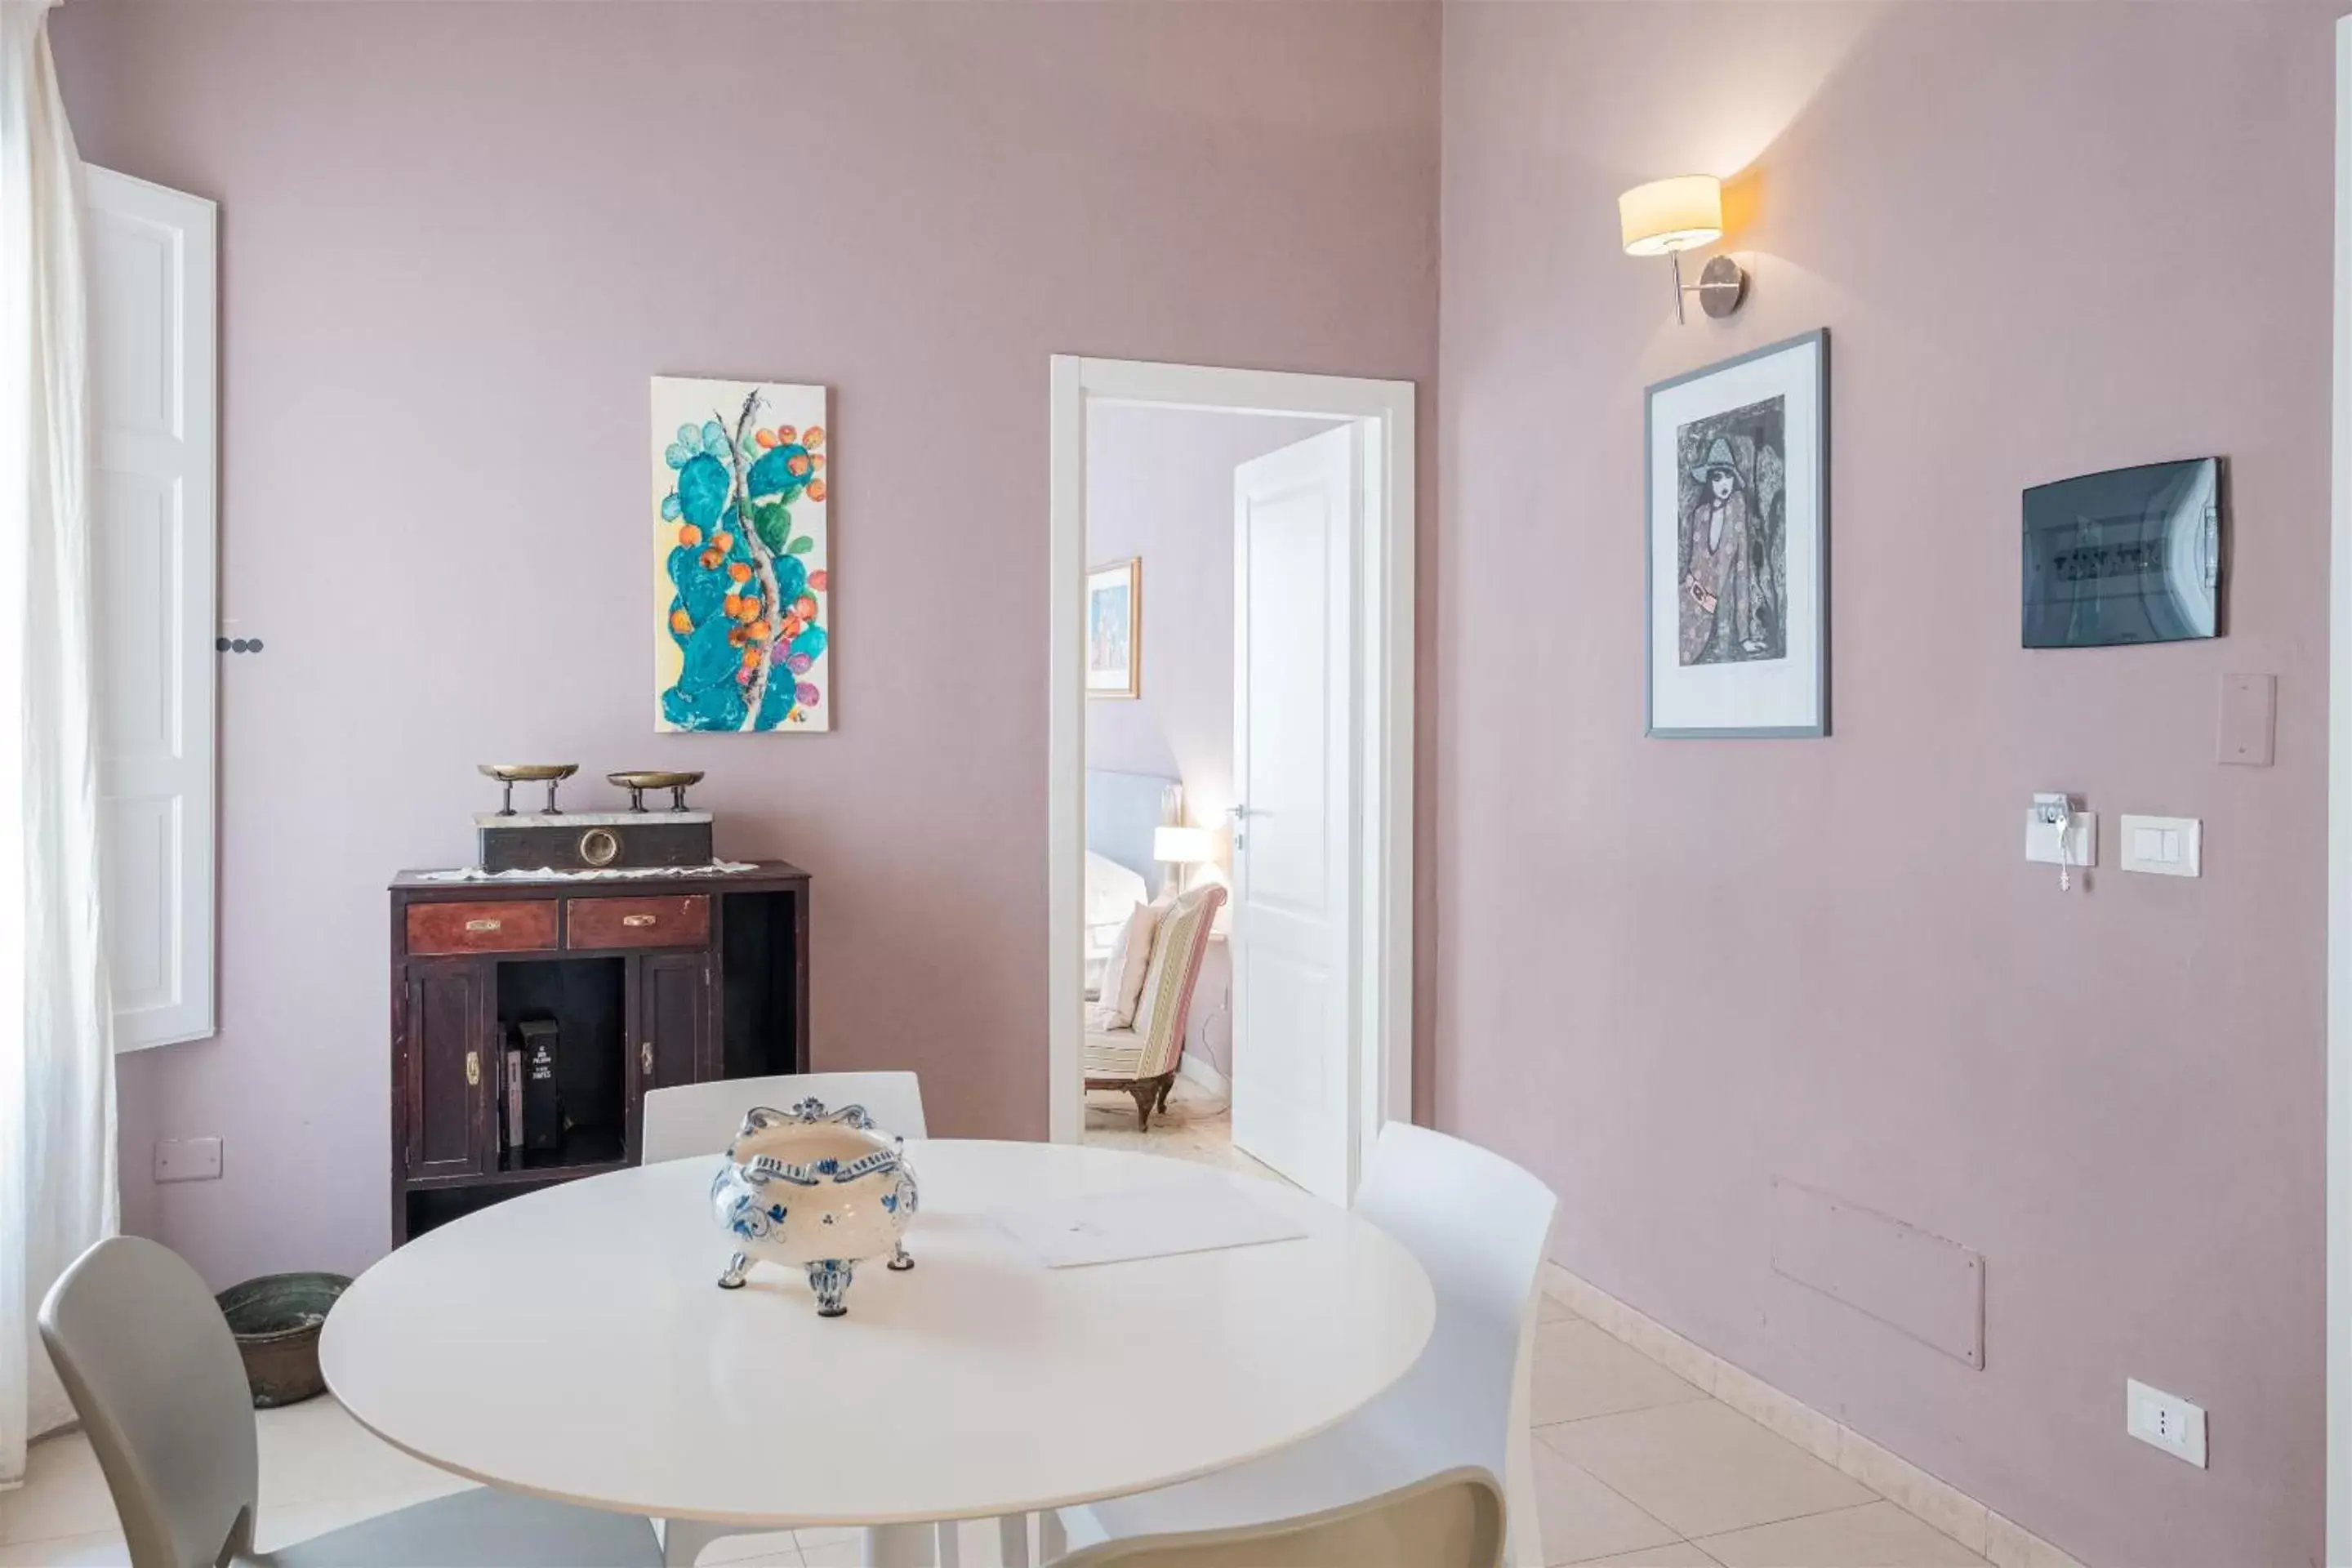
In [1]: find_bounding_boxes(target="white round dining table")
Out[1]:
[321,1138,1435,1568]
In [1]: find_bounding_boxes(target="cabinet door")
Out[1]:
[399,964,488,1178]
[632,952,711,1152]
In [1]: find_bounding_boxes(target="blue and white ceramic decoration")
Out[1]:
[708,1097,920,1317]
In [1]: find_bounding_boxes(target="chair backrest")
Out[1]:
[1056,1467,1505,1568]
[640,1070,929,1164]
[1351,1122,1558,1480]
[37,1236,259,1568]
[1129,884,1225,1079]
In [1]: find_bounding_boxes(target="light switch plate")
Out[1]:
[154,1137,222,1183]
[2024,808,2096,868]
[2119,814,2202,878]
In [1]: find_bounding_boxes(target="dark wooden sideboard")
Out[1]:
[387,861,809,1244]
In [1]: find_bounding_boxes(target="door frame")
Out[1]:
[1046,356,1416,1196]
[2331,16,2351,1563]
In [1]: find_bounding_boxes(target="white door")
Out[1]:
[87,167,217,1049]
[1230,424,1358,1203]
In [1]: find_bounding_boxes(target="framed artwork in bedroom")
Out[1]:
[1644,329,1829,738]
[1087,558,1141,699]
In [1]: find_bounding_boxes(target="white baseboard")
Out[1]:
[1540,1263,2089,1568]
[1178,1054,1228,1096]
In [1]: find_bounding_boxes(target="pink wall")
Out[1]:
[1437,4,2332,1565]
[47,0,1438,1286]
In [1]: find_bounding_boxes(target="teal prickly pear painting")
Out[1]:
[651,376,831,733]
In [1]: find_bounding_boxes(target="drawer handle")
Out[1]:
[465,918,502,933]
[641,1041,654,1077]
[465,1050,480,1087]
[621,913,657,929]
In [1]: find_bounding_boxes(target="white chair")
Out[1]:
[37,1235,661,1568]
[640,1069,928,1164]
[1052,1468,1505,1568]
[1047,1123,1557,1567]
[639,1069,929,1566]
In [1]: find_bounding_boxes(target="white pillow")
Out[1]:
[1089,899,1165,1031]
[1085,851,1150,931]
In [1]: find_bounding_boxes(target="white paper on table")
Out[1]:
[991,1182,1308,1267]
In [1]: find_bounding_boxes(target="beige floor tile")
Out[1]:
[1835,1433,1987,1553]
[1540,1401,1874,1540]
[1531,1320,1711,1426]
[800,1537,864,1568]
[254,1397,472,1512]
[1695,1501,1989,1568]
[794,1525,860,1548]
[0,1436,117,1546]
[1532,1443,1681,1565]
[1983,1512,2087,1568]
[1563,1544,1725,1568]
[697,1528,803,1564]
[0,1530,129,1566]
[1080,1083,1288,1185]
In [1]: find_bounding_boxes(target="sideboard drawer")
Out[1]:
[567,894,710,951]
[405,900,559,956]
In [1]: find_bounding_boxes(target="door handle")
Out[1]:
[621,913,657,929]
[641,1041,654,1078]
[465,1050,480,1087]
[465,918,501,933]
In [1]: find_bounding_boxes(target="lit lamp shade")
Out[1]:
[1619,175,1723,257]
[1153,825,1214,866]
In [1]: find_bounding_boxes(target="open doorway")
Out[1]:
[1047,359,1415,1205]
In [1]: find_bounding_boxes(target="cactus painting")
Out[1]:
[652,376,831,733]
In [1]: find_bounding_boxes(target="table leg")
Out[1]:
[658,1517,727,1567]
[1038,1511,1067,1564]
[938,1519,962,1568]
[864,1521,938,1568]
[997,1513,1032,1568]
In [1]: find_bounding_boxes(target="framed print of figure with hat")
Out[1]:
[1645,330,1829,737]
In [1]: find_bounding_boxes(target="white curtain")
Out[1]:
[0,0,117,1490]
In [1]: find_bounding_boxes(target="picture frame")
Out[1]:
[1086,558,1141,700]
[1645,329,1829,738]
[652,376,831,733]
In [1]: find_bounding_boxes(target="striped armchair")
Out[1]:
[1084,883,1226,1129]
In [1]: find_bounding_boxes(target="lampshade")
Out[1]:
[1619,175,1723,257]
[1153,825,1214,865]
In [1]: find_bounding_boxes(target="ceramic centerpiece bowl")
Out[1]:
[708,1098,919,1316]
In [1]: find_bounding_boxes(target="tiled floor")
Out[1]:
[1525,1295,1989,1567]
[0,1241,1989,1567]
[1079,1075,1284,1183]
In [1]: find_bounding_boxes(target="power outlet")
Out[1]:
[2126,1379,2207,1468]
[154,1137,223,1183]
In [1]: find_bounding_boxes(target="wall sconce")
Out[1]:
[1619,174,1747,324]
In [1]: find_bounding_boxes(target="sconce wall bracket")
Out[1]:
[1670,252,1748,324]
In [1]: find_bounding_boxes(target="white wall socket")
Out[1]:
[154,1136,223,1183]
[2126,1378,2207,1468]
